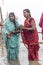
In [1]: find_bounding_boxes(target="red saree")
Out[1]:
[39,13,43,34]
[21,17,39,60]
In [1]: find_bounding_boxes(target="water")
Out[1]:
[0,43,43,65]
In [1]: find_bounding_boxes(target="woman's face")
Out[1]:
[23,11,30,18]
[9,14,15,21]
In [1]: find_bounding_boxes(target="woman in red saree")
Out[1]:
[21,9,40,65]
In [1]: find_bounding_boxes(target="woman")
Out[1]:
[21,9,40,65]
[39,13,43,40]
[3,12,20,65]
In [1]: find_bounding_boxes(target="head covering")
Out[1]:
[9,12,15,21]
[9,12,17,30]
[9,12,15,17]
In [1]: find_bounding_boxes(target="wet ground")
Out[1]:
[0,43,43,65]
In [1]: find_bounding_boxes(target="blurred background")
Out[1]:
[0,0,43,65]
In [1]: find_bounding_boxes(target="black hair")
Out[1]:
[23,9,31,17]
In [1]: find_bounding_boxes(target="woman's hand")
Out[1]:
[7,31,12,38]
[10,30,20,34]
[7,33,11,39]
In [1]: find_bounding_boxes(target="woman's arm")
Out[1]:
[23,20,36,30]
[17,21,36,31]
[30,20,36,30]
[10,30,20,35]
